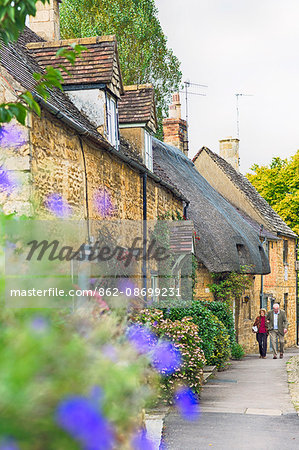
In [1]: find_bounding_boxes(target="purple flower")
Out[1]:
[93,188,114,217]
[174,386,200,421]
[126,324,157,354]
[56,396,114,450]
[0,124,27,148]
[30,316,49,333]
[132,429,154,450]
[118,279,137,297]
[45,193,71,217]
[0,168,14,194]
[0,438,19,450]
[150,341,181,375]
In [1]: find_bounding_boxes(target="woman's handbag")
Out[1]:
[252,325,258,333]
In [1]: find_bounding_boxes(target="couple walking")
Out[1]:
[253,303,288,359]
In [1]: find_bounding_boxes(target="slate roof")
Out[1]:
[153,138,271,274]
[26,35,124,95]
[193,147,297,238]
[0,27,185,202]
[118,85,157,128]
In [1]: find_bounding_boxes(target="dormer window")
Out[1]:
[144,130,153,171]
[107,94,119,149]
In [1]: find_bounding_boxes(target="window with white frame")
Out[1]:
[106,94,119,149]
[144,130,153,171]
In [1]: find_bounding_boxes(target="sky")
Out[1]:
[156,0,299,173]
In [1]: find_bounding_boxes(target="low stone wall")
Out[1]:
[287,355,299,412]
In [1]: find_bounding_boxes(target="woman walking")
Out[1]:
[253,308,268,358]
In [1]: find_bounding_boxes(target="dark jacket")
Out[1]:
[266,309,288,335]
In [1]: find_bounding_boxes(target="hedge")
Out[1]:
[200,300,236,345]
[162,302,230,368]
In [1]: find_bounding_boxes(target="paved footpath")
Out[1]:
[163,348,299,450]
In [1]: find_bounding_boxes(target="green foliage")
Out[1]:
[230,342,245,360]
[162,301,231,368]
[209,267,252,305]
[60,0,182,138]
[246,151,299,234]
[0,0,49,44]
[132,309,205,397]
[201,300,235,346]
[0,308,157,447]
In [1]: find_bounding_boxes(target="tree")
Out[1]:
[246,151,299,235]
[60,0,182,138]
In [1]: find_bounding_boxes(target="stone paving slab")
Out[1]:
[163,348,299,449]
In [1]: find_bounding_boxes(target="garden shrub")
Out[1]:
[230,342,245,360]
[132,309,206,397]
[162,301,231,368]
[201,300,236,345]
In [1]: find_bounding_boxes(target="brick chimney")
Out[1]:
[219,137,240,171]
[163,93,188,156]
[29,0,61,41]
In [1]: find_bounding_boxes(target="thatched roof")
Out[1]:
[193,147,297,238]
[153,138,270,274]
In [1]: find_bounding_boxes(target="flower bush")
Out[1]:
[162,301,231,368]
[0,308,158,448]
[132,309,206,398]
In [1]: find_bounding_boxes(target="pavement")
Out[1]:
[163,348,299,450]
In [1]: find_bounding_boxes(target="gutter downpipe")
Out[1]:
[142,173,147,299]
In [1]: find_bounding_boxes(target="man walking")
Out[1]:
[266,303,288,359]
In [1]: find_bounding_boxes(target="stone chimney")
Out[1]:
[163,93,188,156]
[219,137,240,171]
[29,0,61,41]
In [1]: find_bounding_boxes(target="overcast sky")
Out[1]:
[156,0,299,173]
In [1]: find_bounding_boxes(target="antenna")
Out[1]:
[179,80,208,151]
[235,93,253,139]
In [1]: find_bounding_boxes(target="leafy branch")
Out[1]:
[0,0,49,44]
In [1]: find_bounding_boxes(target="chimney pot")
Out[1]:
[219,137,240,171]
[163,92,188,156]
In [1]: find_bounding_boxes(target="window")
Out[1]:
[151,273,158,302]
[106,94,119,149]
[144,130,153,171]
[283,240,288,265]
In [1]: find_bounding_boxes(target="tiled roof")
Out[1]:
[26,36,124,94]
[169,222,194,254]
[0,27,185,202]
[118,85,157,129]
[0,27,108,146]
[193,147,297,238]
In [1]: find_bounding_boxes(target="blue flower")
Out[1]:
[93,188,114,217]
[45,193,71,217]
[174,386,200,421]
[0,168,14,194]
[0,437,20,450]
[30,316,49,333]
[56,396,114,450]
[0,124,27,148]
[132,429,154,450]
[150,341,181,375]
[126,324,157,354]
